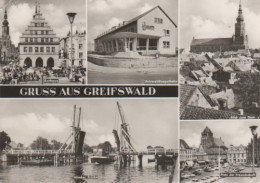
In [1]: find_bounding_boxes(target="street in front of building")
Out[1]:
[180,121,259,183]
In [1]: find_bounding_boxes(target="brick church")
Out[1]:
[0,9,18,63]
[190,2,249,53]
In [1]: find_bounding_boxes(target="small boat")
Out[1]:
[20,160,53,166]
[91,156,115,164]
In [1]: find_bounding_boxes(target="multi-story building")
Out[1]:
[18,2,60,68]
[227,145,247,164]
[0,9,18,62]
[191,2,248,53]
[180,139,193,163]
[60,31,86,68]
[94,6,177,56]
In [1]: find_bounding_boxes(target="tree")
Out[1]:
[97,141,112,154]
[30,136,51,150]
[50,139,63,150]
[0,131,11,152]
[83,144,93,153]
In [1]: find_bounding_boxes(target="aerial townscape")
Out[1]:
[180,2,260,119]
[180,124,258,183]
[0,1,86,84]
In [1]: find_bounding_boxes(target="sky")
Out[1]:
[87,0,178,46]
[0,0,86,46]
[180,0,260,51]
[180,120,259,148]
[0,99,178,151]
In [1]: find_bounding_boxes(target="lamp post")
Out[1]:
[250,125,258,173]
[66,12,77,80]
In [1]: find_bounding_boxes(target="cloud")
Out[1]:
[181,120,258,148]
[181,0,260,50]
[88,0,141,14]
[88,17,123,44]
[138,3,153,14]
[7,3,85,46]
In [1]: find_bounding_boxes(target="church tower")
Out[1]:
[201,126,214,148]
[233,1,248,49]
[2,9,10,38]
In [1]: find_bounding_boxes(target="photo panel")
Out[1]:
[180,120,260,183]
[0,98,178,183]
[87,0,178,85]
[180,0,260,120]
[0,0,86,85]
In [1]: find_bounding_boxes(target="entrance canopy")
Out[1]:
[99,32,161,41]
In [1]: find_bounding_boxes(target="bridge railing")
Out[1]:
[4,149,71,155]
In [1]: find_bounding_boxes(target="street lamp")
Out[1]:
[66,12,77,80]
[250,125,258,173]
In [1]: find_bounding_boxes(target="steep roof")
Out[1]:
[180,105,239,120]
[191,38,233,46]
[96,5,177,40]
[180,84,217,110]
[202,126,213,136]
[180,139,191,149]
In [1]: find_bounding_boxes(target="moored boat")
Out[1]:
[20,160,53,166]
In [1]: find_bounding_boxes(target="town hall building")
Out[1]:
[94,6,177,56]
[19,2,60,68]
[190,2,249,53]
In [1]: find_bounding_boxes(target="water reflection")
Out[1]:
[0,155,172,183]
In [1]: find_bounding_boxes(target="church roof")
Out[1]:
[191,38,233,46]
[202,126,213,135]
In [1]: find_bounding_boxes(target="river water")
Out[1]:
[0,156,172,183]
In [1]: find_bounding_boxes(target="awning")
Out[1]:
[99,32,161,41]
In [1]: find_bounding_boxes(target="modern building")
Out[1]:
[227,145,247,164]
[60,30,86,68]
[94,6,177,56]
[191,2,249,53]
[0,9,18,63]
[196,127,228,162]
[18,2,60,68]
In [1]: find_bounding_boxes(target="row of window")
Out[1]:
[228,153,245,158]
[35,23,45,27]
[30,30,49,35]
[163,41,170,48]
[25,37,54,43]
[154,18,163,24]
[23,46,56,53]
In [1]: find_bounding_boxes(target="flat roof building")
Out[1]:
[94,6,177,56]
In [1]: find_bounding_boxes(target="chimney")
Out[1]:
[238,109,244,115]
[252,102,258,108]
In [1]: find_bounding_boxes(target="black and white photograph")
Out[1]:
[0,99,178,183]
[180,0,260,120]
[181,120,260,183]
[0,0,86,85]
[87,0,178,84]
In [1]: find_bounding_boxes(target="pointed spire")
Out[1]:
[4,8,7,20]
[237,0,244,22]
[35,0,38,14]
[38,2,41,13]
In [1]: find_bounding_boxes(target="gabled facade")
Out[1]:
[94,6,177,56]
[19,2,60,68]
